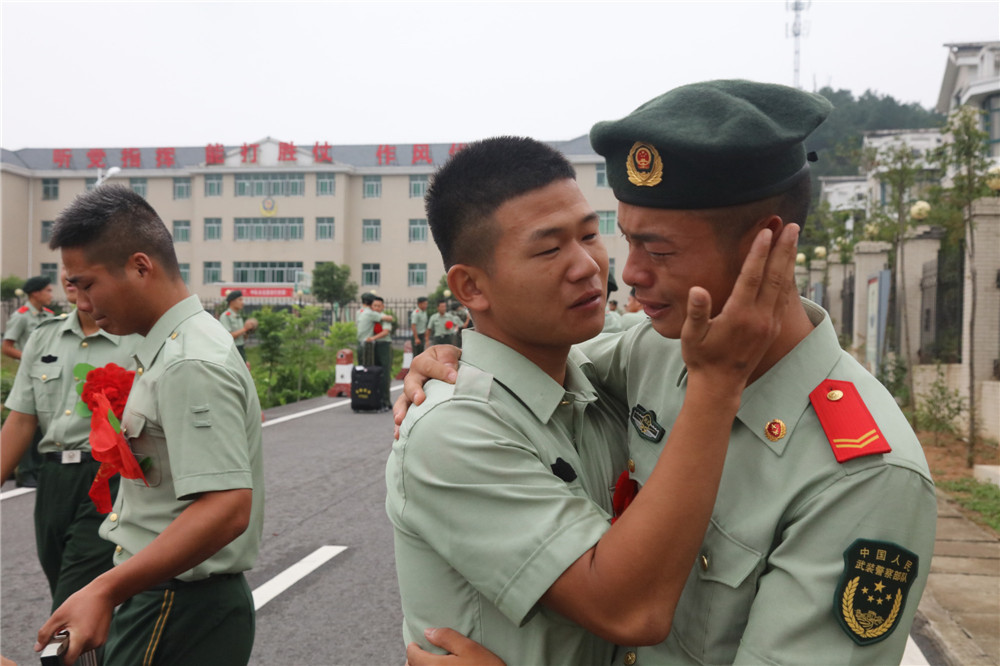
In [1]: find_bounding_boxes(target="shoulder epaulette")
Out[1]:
[16,305,28,313]
[809,379,891,463]
[43,307,54,314]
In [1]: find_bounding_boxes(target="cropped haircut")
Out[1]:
[699,172,812,256]
[425,136,577,271]
[49,185,180,277]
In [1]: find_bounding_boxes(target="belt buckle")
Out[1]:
[62,450,82,464]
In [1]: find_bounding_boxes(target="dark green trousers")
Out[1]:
[104,573,254,666]
[35,458,118,610]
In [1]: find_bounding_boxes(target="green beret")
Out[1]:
[23,275,51,294]
[590,80,832,209]
[226,289,243,303]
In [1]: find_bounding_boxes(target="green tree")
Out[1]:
[861,140,929,408]
[312,262,358,320]
[282,305,327,399]
[251,306,289,407]
[1,276,25,301]
[930,105,993,466]
[427,274,450,306]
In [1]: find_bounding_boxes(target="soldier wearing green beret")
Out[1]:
[403,81,936,666]
[37,185,264,666]
[3,275,57,487]
[387,135,798,666]
[219,289,256,363]
[1,271,141,614]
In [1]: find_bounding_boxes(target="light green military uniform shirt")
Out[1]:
[410,307,428,340]
[4,302,54,348]
[602,309,622,333]
[219,308,246,348]
[100,296,265,581]
[619,311,648,330]
[356,308,383,343]
[426,312,458,339]
[578,299,936,665]
[386,330,628,666]
[5,311,140,454]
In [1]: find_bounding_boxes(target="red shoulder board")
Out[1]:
[43,307,54,314]
[809,379,891,463]
[17,305,28,313]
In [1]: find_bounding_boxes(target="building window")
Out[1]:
[409,174,429,198]
[85,178,98,192]
[596,163,608,187]
[598,211,616,235]
[173,177,191,199]
[408,263,427,287]
[316,217,335,240]
[234,173,305,197]
[179,263,190,285]
[362,219,381,243]
[42,179,59,200]
[204,261,222,284]
[40,263,58,283]
[609,257,616,279]
[204,218,222,240]
[172,220,191,242]
[130,178,147,197]
[233,261,303,283]
[363,175,382,198]
[361,263,381,286]
[205,174,223,197]
[41,220,54,243]
[408,218,428,243]
[317,173,336,196]
[985,94,1000,157]
[234,217,304,241]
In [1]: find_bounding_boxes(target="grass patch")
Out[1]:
[937,478,1000,533]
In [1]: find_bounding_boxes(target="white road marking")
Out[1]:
[902,636,930,665]
[0,487,36,501]
[262,385,401,428]
[252,545,347,611]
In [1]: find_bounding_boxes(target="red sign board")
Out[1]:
[220,286,294,298]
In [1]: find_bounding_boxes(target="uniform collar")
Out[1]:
[460,329,598,424]
[736,298,840,455]
[59,309,123,344]
[134,295,203,370]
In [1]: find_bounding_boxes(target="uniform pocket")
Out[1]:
[671,520,764,662]
[29,362,63,413]
[121,412,161,487]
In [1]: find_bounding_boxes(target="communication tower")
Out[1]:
[786,0,811,89]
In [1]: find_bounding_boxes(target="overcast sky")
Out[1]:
[1,0,997,150]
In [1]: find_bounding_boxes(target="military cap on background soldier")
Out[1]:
[226,289,243,303]
[23,275,52,295]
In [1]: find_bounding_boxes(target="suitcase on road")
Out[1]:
[351,342,385,412]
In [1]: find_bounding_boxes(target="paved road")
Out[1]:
[1,393,405,666]
[1,389,938,665]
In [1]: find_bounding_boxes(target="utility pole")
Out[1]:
[786,0,811,89]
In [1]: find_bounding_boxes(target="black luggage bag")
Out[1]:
[351,342,384,412]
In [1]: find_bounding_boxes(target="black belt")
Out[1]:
[44,451,95,464]
[148,572,242,591]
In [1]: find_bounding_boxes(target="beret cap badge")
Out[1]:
[626,142,663,187]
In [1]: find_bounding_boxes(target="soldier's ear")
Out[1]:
[447,264,488,313]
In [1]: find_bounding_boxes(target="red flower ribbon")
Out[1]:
[445,320,454,330]
[611,470,638,524]
[87,393,147,514]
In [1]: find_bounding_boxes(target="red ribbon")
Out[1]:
[88,392,147,513]
[611,470,638,524]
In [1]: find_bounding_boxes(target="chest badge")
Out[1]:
[630,404,665,443]
[835,538,918,645]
